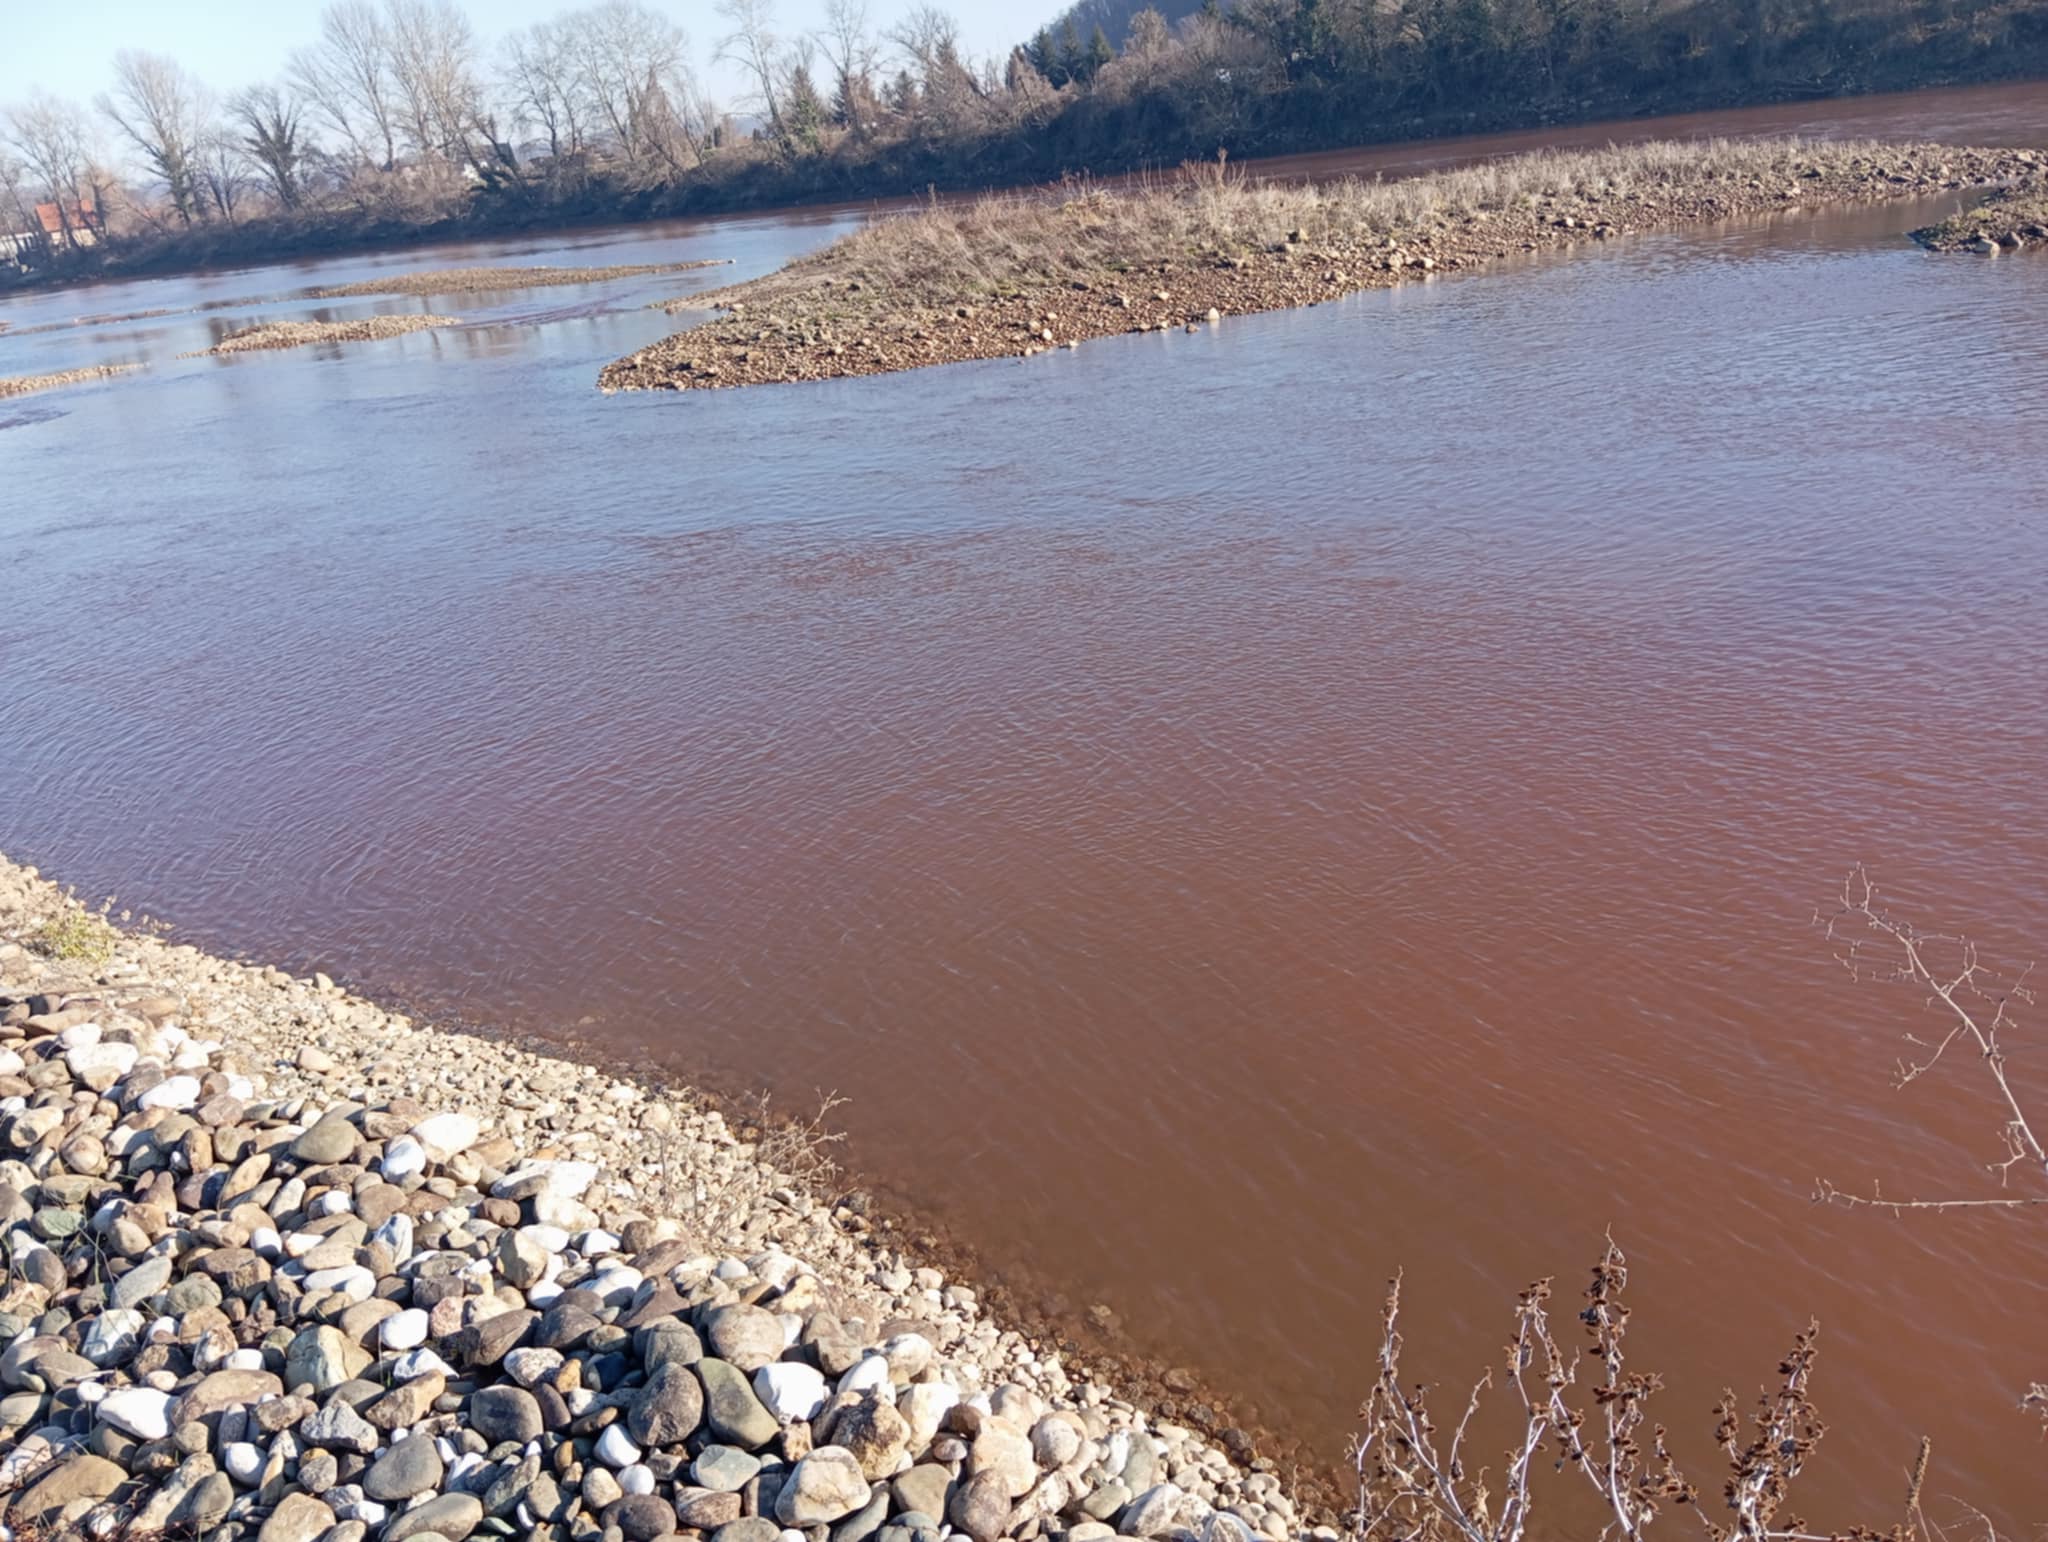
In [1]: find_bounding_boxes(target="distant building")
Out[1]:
[34,199,103,245]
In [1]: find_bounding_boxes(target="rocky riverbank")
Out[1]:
[309,263,732,300]
[1910,178,2048,250]
[188,317,461,357]
[598,138,2043,394]
[0,364,144,401]
[0,855,1318,1542]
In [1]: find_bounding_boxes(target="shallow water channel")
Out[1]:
[5,80,2048,1533]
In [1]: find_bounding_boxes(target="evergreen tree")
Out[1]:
[783,62,826,154]
[1086,24,1115,79]
[1029,27,1060,83]
[1060,19,1086,83]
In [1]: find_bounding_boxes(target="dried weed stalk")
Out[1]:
[1352,1237,1927,1542]
[1816,867,2044,1212]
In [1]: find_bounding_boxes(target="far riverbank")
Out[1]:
[7,75,2047,303]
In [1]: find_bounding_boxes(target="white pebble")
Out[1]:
[586,1266,642,1304]
[596,1426,641,1469]
[137,1075,201,1110]
[618,1464,656,1496]
[380,1135,427,1181]
[410,1111,480,1160]
[837,1355,892,1397]
[755,1362,828,1422]
[371,1214,414,1263]
[223,1442,264,1485]
[394,1349,455,1381]
[303,1265,376,1301]
[380,1310,430,1351]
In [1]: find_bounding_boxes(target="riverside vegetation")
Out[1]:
[6,0,2048,292]
[599,137,2043,392]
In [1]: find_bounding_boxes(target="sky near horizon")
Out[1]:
[1,0,1035,119]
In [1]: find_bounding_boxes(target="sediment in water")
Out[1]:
[186,315,460,357]
[309,260,733,299]
[0,852,1320,1542]
[0,363,143,400]
[599,138,2043,394]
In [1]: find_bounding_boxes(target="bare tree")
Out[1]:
[195,127,251,221]
[386,0,483,166]
[717,0,790,148]
[888,3,962,82]
[95,51,211,224]
[230,86,309,209]
[1,149,49,267]
[289,0,400,170]
[570,0,699,175]
[502,19,587,160]
[887,5,983,135]
[3,96,97,251]
[816,0,880,138]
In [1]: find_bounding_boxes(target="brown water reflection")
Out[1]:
[4,84,2048,1535]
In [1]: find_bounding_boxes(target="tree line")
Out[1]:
[5,0,2046,285]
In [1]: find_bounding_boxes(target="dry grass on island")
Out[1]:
[1911,178,2048,251]
[600,138,2043,394]
[0,362,144,400]
[309,258,732,299]
[185,314,460,357]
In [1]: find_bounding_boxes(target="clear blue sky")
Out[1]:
[2,0,1035,111]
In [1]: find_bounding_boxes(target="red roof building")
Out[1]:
[34,200,101,235]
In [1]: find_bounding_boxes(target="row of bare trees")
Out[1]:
[1,0,1071,270]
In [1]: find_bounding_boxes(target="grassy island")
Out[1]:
[600,138,2040,394]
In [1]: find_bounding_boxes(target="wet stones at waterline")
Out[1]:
[0,851,1317,1542]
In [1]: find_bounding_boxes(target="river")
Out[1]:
[4,81,2046,1533]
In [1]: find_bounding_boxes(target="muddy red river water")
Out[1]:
[4,81,2047,1534]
